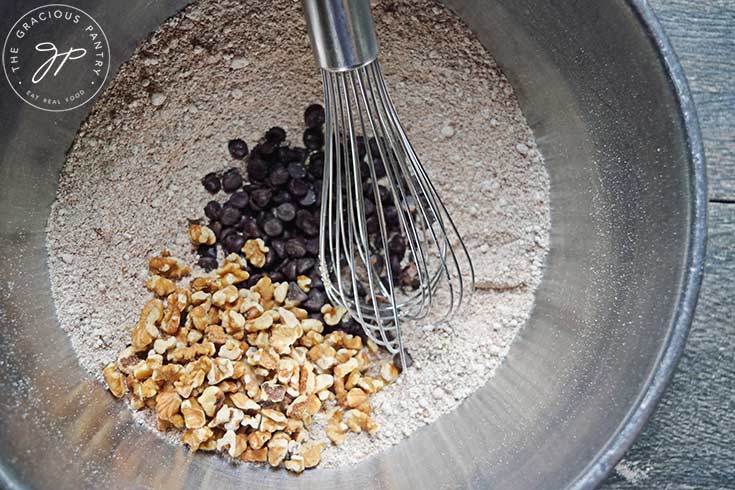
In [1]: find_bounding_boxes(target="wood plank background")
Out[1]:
[603,1,735,488]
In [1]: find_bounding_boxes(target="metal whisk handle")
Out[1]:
[302,0,379,71]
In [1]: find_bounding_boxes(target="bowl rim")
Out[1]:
[571,1,707,488]
[0,0,708,488]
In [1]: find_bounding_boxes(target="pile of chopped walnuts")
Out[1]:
[102,250,399,473]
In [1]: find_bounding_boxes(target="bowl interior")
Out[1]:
[0,0,702,489]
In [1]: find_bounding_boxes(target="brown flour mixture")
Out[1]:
[46,0,549,469]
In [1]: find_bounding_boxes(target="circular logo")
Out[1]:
[2,4,110,112]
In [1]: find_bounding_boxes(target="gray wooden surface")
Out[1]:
[602,1,735,488]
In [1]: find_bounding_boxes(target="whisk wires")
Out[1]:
[318,59,475,368]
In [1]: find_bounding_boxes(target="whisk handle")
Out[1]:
[302,0,379,72]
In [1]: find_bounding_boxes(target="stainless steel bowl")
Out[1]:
[0,0,706,488]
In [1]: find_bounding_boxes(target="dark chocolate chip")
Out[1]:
[219,205,241,226]
[202,172,221,194]
[304,103,325,129]
[228,138,248,159]
[204,200,222,221]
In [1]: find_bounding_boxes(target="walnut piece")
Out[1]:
[188,224,216,246]
[102,363,126,398]
[242,239,268,268]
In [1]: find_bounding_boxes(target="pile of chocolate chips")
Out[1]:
[194,104,416,342]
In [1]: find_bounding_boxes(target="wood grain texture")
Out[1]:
[603,203,735,488]
[648,0,735,201]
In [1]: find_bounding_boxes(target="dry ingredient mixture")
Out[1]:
[46,0,550,470]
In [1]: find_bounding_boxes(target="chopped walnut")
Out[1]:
[334,357,359,378]
[131,299,163,351]
[148,253,190,279]
[242,238,268,268]
[212,285,239,307]
[320,304,347,326]
[181,398,206,429]
[326,410,347,444]
[188,224,216,246]
[273,282,288,304]
[380,361,400,383]
[315,374,334,393]
[155,389,182,423]
[296,275,311,292]
[105,241,400,474]
[216,429,248,458]
[241,447,268,463]
[267,433,290,467]
[182,427,213,452]
[146,274,176,297]
[103,363,126,398]
[197,385,224,417]
[302,441,326,468]
[247,430,271,450]
[218,338,243,361]
[346,387,369,408]
[285,455,305,473]
[301,318,324,333]
[229,392,260,412]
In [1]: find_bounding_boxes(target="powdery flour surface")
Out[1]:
[46,0,550,469]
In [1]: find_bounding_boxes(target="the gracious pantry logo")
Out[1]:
[2,4,110,111]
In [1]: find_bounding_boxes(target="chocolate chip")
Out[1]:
[292,147,309,163]
[228,138,248,159]
[209,220,223,240]
[265,126,286,144]
[389,234,406,256]
[219,205,241,226]
[228,190,249,209]
[295,211,319,237]
[280,260,297,281]
[198,256,218,271]
[393,350,414,372]
[288,178,309,197]
[287,282,308,305]
[250,188,272,209]
[238,216,261,238]
[197,244,217,258]
[302,288,325,312]
[299,189,317,207]
[222,168,243,193]
[204,200,222,220]
[308,152,324,179]
[269,165,290,187]
[276,202,297,222]
[202,172,221,194]
[263,217,283,237]
[355,136,367,160]
[271,190,292,205]
[303,127,324,150]
[285,238,307,258]
[384,206,400,227]
[287,161,307,179]
[223,233,246,254]
[295,257,315,275]
[304,103,325,129]
[305,238,320,256]
[270,239,286,258]
[247,157,269,182]
[308,269,324,289]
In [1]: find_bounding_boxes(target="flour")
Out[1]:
[46,0,549,469]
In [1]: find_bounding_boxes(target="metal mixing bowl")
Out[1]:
[0,0,706,488]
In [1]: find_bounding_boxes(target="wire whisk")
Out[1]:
[304,0,474,369]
